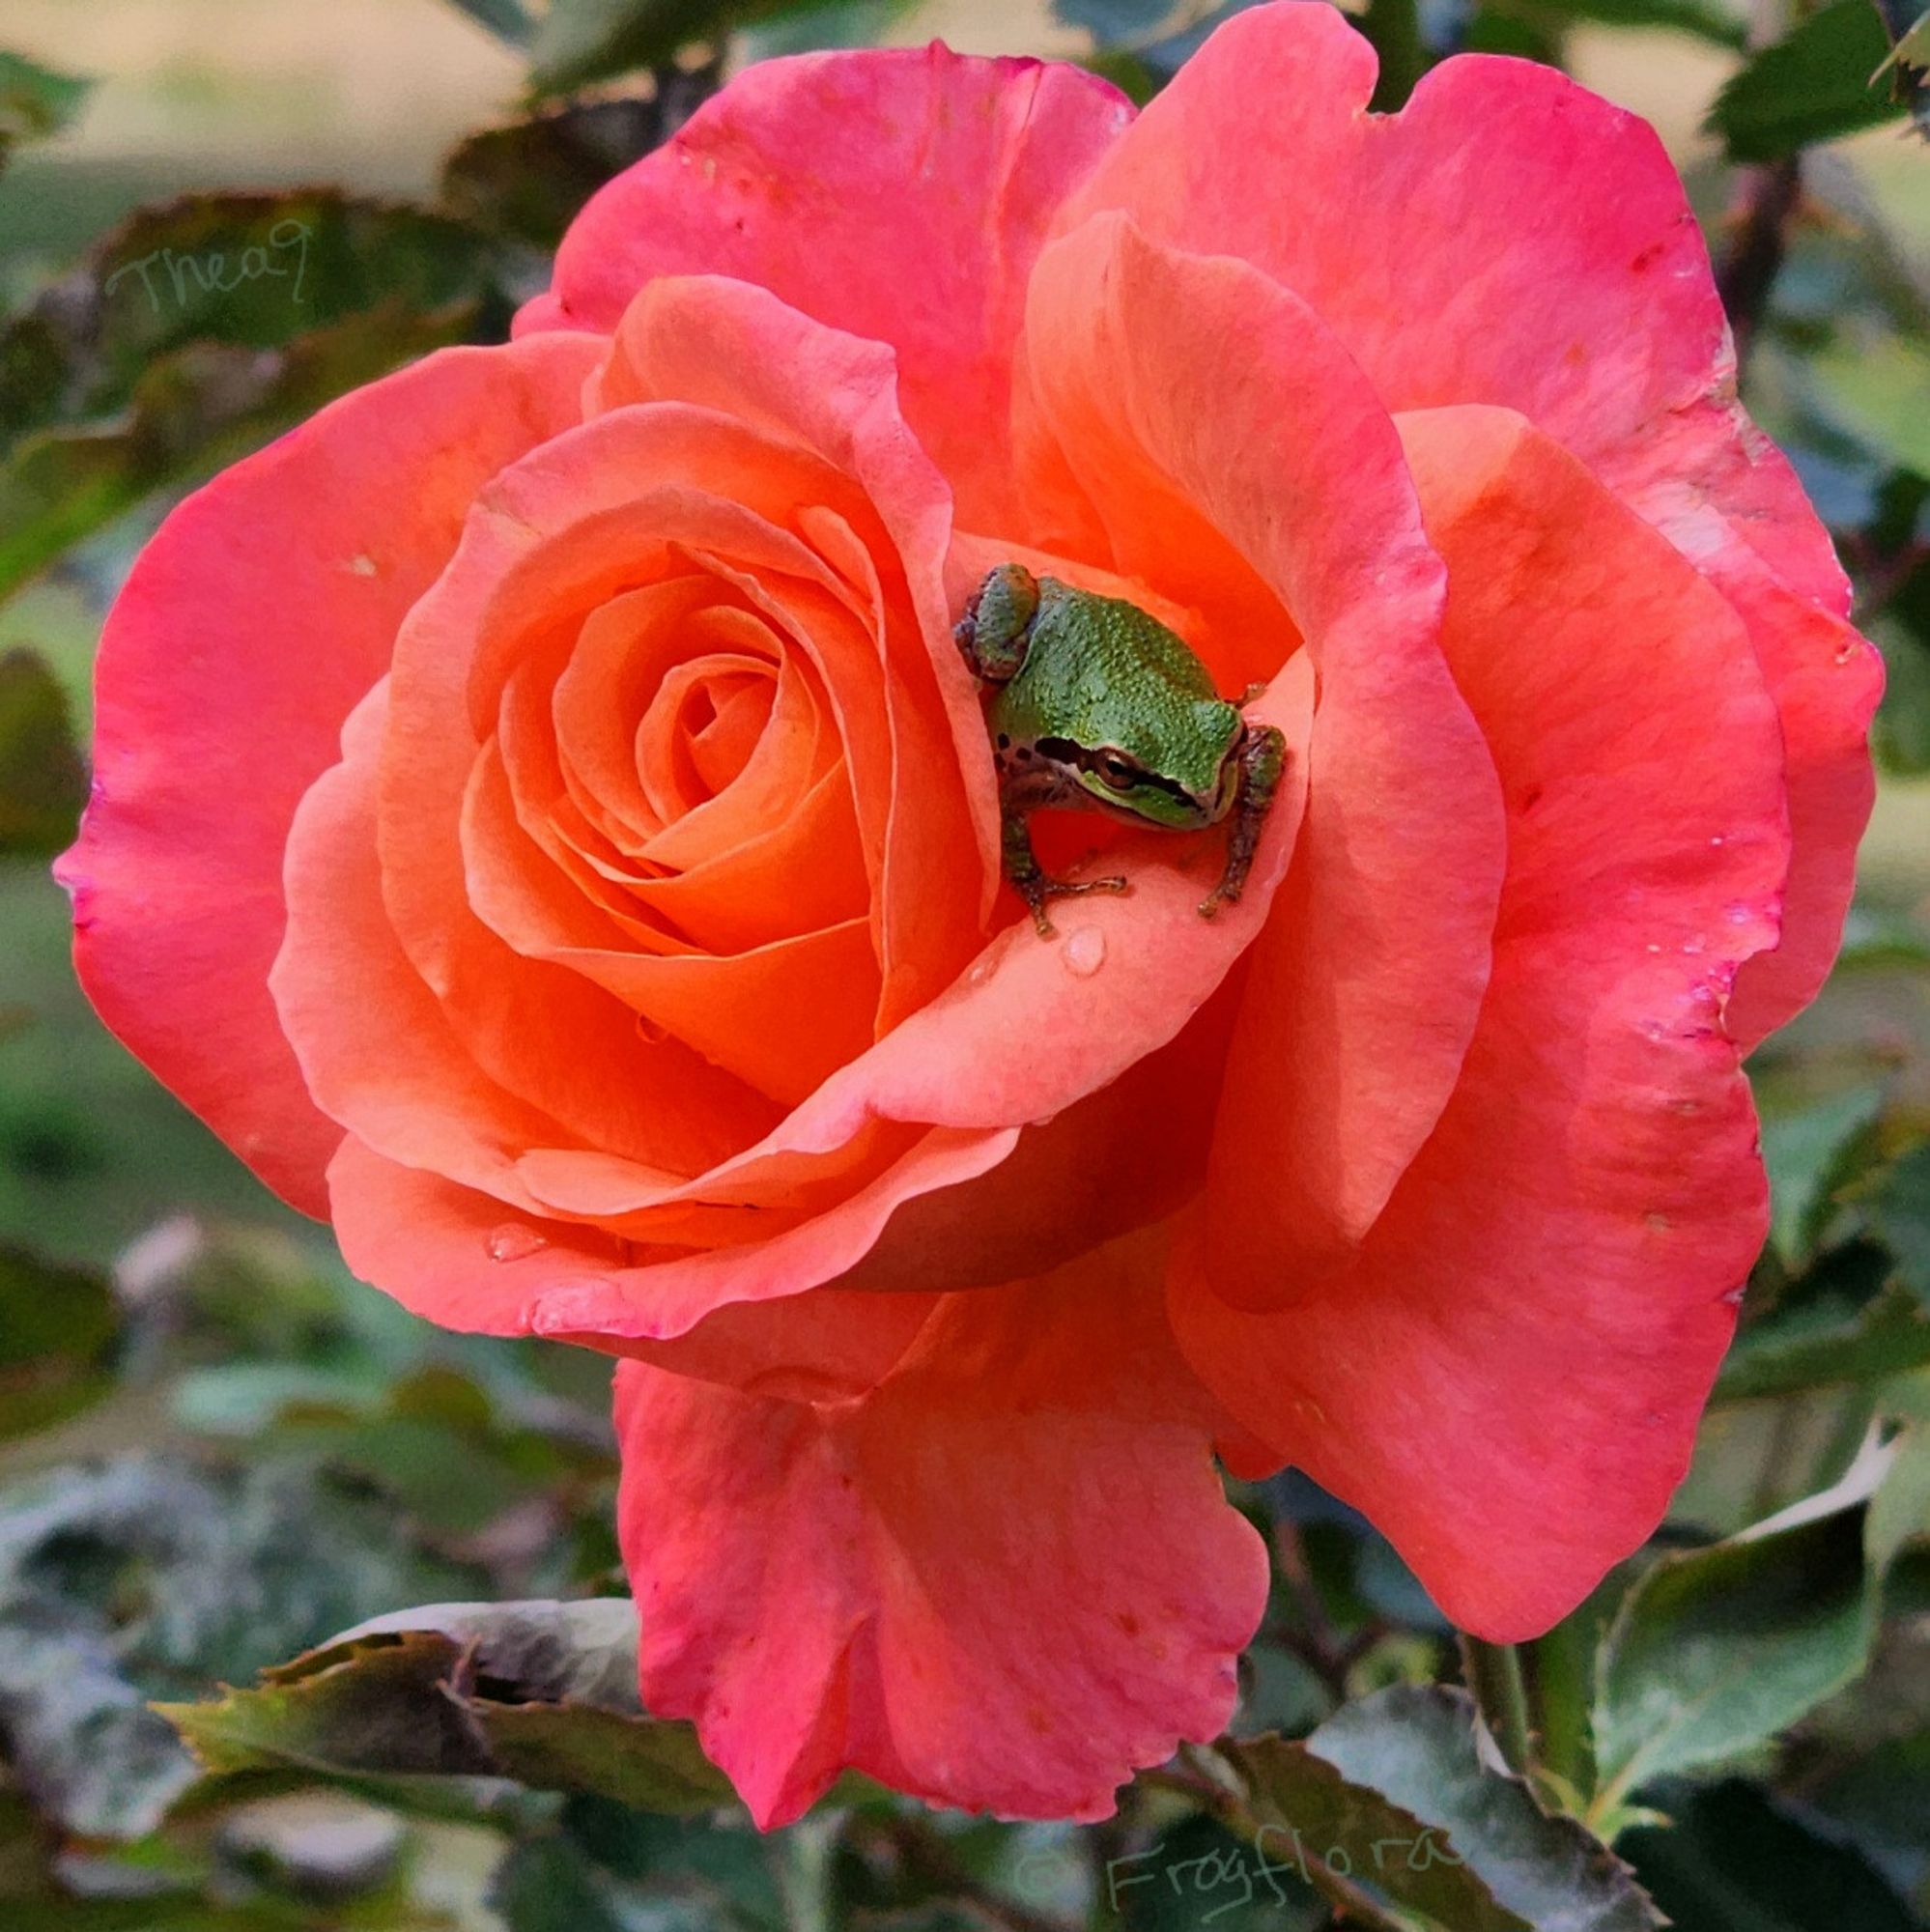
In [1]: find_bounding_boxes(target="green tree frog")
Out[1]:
[953,563,1288,937]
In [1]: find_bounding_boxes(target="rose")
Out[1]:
[61,2,1878,1826]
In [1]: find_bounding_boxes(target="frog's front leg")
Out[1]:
[1199,724,1288,919]
[1003,800,1127,939]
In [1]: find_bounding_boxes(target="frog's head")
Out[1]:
[1053,697,1246,831]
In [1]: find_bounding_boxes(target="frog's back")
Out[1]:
[1009,578,1218,725]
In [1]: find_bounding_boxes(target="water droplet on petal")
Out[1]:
[1682,934,1705,954]
[968,957,994,987]
[1063,925,1106,977]
[488,1223,549,1264]
[1709,834,1725,847]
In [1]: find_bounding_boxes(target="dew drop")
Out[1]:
[1645,943,1662,953]
[487,1223,549,1264]
[968,957,994,987]
[1063,925,1106,977]
[1709,834,1725,847]
[1682,934,1705,954]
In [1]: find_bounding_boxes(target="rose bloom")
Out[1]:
[63,1,1878,1825]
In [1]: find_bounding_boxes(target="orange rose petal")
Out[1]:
[493,659,693,949]
[587,275,996,966]
[610,1287,941,1405]
[1174,409,1789,1639]
[1022,213,1507,1290]
[61,333,604,1214]
[325,1122,1018,1346]
[525,919,881,1108]
[640,641,833,870]
[273,686,609,1210]
[550,575,721,845]
[626,765,867,955]
[532,43,1130,533]
[512,1118,915,1240]
[636,650,774,826]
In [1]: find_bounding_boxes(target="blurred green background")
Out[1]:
[1,4,1928,1930]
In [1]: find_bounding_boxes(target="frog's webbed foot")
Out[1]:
[1002,802,1127,939]
[1021,871,1130,940]
[1199,724,1288,920]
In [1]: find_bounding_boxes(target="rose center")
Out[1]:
[638,653,779,825]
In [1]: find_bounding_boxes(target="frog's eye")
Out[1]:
[1094,752,1140,792]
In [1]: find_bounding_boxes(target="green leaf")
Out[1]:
[1708,0,1908,161]
[326,1597,644,1709]
[1303,1687,1662,1932]
[1715,1243,1930,1401]
[1867,1420,1930,1573]
[1504,0,1748,50]
[1621,1778,1919,1931]
[0,50,91,163]
[1115,1811,1324,1932]
[1354,0,1430,110]
[0,1241,117,1439]
[0,1456,482,1835]
[0,193,503,601]
[1807,1728,1930,1893]
[0,649,87,860]
[735,0,922,58]
[1868,1139,1930,1305]
[161,1631,497,1778]
[1215,1732,1531,1931]
[1872,0,1929,134]
[530,0,757,92]
[440,88,716,253]
[1761,1083,1886,1267]
[560,1795,789,1926]
[0,319,461,602]
[491,1836,630,1932]
[442,0,538,43]
[1216,1688,1662,1931]
[160,1599,737,1815]
[1591,1487,1881,1814]
[1887,1,1930,67]
[479,1701,737,1814]
[0,1604,200,1837]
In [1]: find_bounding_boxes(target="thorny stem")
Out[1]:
[1715,156,1803,379]
[1716,0,1806,379]
[1458,1634,1537,1778]
[1269,1519,1391,1698]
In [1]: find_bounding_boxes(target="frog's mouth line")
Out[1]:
[1036,736,1207,815]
